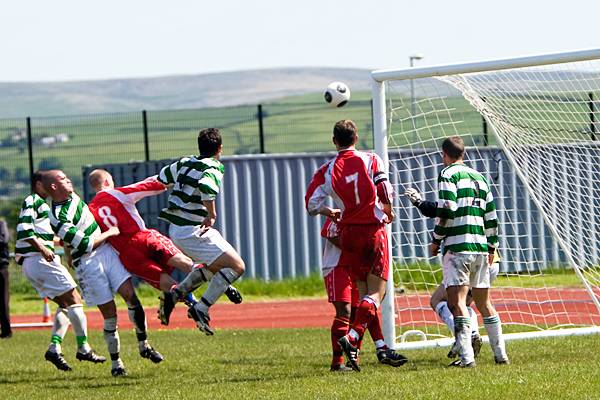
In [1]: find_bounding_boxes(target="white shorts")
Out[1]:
[76,243,131,307]
[169,225,234,266]
[442,252,490,289]
[22,254,77,299]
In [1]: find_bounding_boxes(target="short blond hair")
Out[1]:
[88,169,110,191]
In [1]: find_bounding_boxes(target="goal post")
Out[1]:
[372,48,600,350]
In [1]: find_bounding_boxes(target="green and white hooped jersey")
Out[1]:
[15,193,54,260]
[433,163,499,254]
[50,193,100,267]
[157,155,224,226]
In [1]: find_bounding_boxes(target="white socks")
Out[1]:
[126,302,149,351]
[468,306,480,336]
[66,304,92,353]
[436,301,480,337]
[435,301,455,332]
[49,308,70,354]
[454,316,474,365]
[196,268,240,313]
[178,264,212,294]
[484,315,508,361]
[103,317,122,369]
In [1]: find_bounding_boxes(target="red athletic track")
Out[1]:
[11,288,600,331]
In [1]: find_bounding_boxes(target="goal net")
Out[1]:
[372,49,600,350]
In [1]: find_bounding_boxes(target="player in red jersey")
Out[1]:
[87,169,242,325]
[319,218,407,371]
[306,119,406,371]
[88,170,194,289]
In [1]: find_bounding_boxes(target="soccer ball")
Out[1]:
[324,82,351,108]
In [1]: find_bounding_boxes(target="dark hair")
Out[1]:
[333,119,358,148]
[32,170,44,186]
[197,128,222,157]
[441,136,465,160]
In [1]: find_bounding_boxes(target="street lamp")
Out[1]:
[409,53,424,127]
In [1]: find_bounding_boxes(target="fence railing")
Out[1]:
[1,95,522,205]
[0,100,377,202]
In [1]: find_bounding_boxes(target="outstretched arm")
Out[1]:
[118,176,167,203]
[431,176,457,255]
[404,188,437,218]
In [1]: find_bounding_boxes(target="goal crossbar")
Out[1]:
[372,48,600,82]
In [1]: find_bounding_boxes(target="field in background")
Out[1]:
[0,91,488,201]
[2,328,600,399]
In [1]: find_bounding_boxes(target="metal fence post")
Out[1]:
[142,110,150,161]
[589,92,597,141]
[482,115,489,146]
[26,117,34,192]
[257,104,265,153]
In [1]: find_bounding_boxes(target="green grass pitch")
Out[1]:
[1,328,600,399]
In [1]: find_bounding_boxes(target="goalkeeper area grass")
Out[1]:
[1,328,599,399]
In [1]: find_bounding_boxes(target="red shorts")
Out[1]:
[323,265,359,306]
[111,229,180,289]
[339,224,389,281]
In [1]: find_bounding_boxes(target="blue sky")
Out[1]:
[2,0,598,82]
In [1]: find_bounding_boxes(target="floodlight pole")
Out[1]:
[409,54,424,128]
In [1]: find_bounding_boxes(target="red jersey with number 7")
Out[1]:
[305,149,392,225]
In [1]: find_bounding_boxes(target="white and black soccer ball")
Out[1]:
[324,82,351,108]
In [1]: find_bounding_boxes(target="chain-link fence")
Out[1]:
[0,100,376,203]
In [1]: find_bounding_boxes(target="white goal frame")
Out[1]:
[371,48,600,350]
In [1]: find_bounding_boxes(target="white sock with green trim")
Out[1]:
[435,301,455,333]
[484,314,508,361]
[467,306,479,337]
[49,308,70,354]
[67,304,92,353]
[455,316,474,365]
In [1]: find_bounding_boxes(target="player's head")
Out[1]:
[42,170,73,202]
[441,136,465,165]
[88,169,114,193]
[32,170,48,198]
[198,128,223,158]
[332,119,358,150]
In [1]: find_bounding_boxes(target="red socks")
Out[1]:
[331,316,350,366]
[368,312,384,343]
[348,297,377,343]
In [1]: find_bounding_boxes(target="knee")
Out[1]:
[233,258,245,275]
[126,293,141,307]
[171,254,193,273]
[121,287,139,305]
[333,302,351,319]
[447,303,457,314]
[478,301,494,316]
[429,298,437,311]
[98,301,117,319]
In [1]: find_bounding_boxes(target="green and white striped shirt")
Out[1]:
[433,163,499,254]
[50,193,100,267]
[15,194,54,260]
[157,156,224,226]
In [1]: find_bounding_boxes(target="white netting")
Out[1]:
[383,58,600,346]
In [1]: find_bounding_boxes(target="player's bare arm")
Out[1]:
[24,237,55,262]
[201,200,217,228]
[92,226,120,249]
